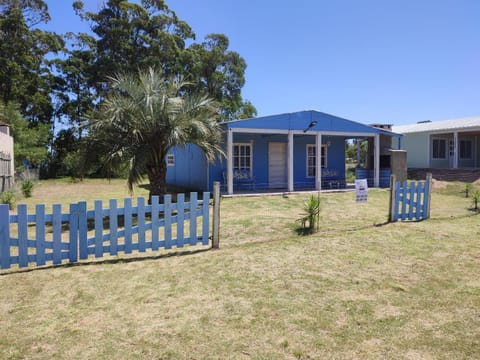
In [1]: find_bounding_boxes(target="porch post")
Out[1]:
[316,133,322,190]
[374,134,380,187]
[453,131,458,169]
[356,139,361,165]
[288,131,294,192]
[227,128,233,195]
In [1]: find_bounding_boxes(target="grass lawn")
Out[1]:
[1,179,479,359]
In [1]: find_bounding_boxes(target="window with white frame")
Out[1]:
[306,144,327,177]
[167,154,175,166]
[460,139,473,159]
[432,138,447,159]
[233,143,252,173]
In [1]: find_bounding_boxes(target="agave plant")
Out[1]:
[297,195,321,233]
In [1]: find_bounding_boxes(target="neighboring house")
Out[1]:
[167,110,401,194]
[392,116,480,171]
[0,120,14,191]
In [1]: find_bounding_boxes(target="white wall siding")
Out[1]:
[400,133,430,168]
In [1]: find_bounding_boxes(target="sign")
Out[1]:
[355,179,368,203]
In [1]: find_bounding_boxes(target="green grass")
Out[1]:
[1,179,479,359]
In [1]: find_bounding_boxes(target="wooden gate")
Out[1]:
[389,173,432,222]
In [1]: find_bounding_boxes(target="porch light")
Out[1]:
[303,120,318,133]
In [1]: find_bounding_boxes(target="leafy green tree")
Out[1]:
[0,0,64,125]
[91,68,224,200]
[0,102,50,169]
[186,34,257,121]
[72,0,255,122]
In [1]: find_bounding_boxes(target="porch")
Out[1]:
[408,168,480,182]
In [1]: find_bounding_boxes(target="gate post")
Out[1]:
[389,174,397,222]
[425,173,432,219]
[212,181,221,249]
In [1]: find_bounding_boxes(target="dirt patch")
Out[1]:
[431,179,448,189]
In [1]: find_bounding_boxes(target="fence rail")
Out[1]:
[0,192,212,270]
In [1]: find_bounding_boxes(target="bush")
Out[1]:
[297,195,321,234]
[21,179,34,198]
[0,190,16,210]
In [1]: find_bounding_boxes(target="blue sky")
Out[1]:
[43,0,480,125]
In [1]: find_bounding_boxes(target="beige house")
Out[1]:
[0,120,14,191]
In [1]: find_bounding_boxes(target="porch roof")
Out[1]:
[225,110,401,138]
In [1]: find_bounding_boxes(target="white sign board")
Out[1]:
[355,179,368,203]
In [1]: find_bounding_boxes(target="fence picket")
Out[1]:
[36,204,46,266]
[202,192,210,245]
[124,198,132,254]
[138,197,146,252]
[52,204,62,265]
[189,192,198,245]
[94,200,104,258]
[151,196,160,251]
[394,181,400,221]
[0,204,11,269]
[78,201,88,259]
[18,204,29,267]
[408,182,416,219]
[109,199,118,255]
[69,203,78,263]
[176,194,185,248]
[415,182,423,219]
[164,195,172,249]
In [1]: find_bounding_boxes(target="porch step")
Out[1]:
[408,168,480,183]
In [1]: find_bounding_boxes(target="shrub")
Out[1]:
[472,191,480,212]
[297,195,321,234]
[21,179,34,198]
[0,190,16,210]
[465,183,473,198]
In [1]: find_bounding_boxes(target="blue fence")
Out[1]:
[0,193,210,270]
[390,175,432,221]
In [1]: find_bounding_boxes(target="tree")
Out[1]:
[0,101,50,169]
[186,34,257,121]
[90,68,224,200]
[0,0,64,125]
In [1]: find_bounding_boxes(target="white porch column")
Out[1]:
[316,133,322,190]
[288,131,294,192]
[453,131,458,169]
[374,134,380,188]
[227,128,233,195]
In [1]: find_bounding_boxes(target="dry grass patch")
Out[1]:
[0,179,479,359]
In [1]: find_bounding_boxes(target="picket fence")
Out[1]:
[0,193,213,270]
[389,174,432,222]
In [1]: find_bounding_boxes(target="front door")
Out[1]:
[268,142,287,188]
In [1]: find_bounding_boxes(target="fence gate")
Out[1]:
[389,173,432,222]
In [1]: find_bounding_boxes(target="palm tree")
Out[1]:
[91,67,224,201]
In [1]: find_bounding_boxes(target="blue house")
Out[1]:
[166,110,401,194]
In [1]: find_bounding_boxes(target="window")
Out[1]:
[167,154,175,166]
[460,140,473,159]
[432,138,446,159]
[233,143,252,173]
[306,144,327,177]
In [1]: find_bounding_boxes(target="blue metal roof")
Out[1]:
[226,110,401,137]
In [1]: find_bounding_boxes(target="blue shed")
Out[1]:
[166,110,401,194]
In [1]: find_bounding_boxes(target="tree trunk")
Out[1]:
[147,160,168,204]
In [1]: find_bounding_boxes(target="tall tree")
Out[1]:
[186,34,257,121]
[91,68,223,200]
[0,0,64,125]
[72,0,255,121]
[0,101,50,169]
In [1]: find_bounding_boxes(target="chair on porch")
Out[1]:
[222,169,256,190]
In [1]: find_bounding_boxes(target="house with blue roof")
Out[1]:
[166,110,402,194]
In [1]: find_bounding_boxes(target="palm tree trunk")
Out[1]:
[147,160,168,203]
